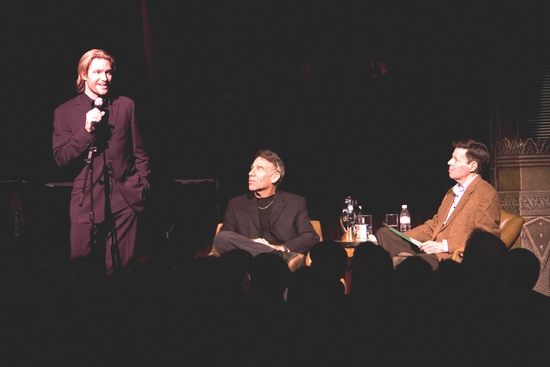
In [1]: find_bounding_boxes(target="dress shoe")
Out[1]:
[208,248,221,258]
[392,252,413,268]
[283,252,305,272]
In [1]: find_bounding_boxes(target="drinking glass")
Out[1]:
[364,214,373,235]
[354,215,367,241]
[355,214,373,239]
[385,213,399,230]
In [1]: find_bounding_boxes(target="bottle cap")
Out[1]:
[402,205,407,209]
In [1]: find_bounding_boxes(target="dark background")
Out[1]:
[2,1,550,262]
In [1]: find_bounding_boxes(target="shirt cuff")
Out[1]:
[442,239,449,253]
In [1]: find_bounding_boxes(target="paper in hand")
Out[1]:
[382,223,422,247]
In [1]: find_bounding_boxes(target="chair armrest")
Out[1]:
[500,216,525,249]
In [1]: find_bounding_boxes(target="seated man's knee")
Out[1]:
[213,230,247,252]
[376,227,391,239]
[213,230,230,248]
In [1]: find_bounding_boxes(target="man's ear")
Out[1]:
[271,172,280,184]
[470,161,478,172]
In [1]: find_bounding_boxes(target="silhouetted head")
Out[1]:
[248,253,291,300]
[309,240,348,279]
[350,241,393,279]
[505,248,540,291]
[349,242,394,299]
[462,228,509,289]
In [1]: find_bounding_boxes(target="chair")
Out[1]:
[451,209,525,263]
[209,220,323,257]
[499,210,525,249]
[310,220,324,242]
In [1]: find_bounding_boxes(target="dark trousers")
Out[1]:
[213,231,275,257]
[376,227,439,270]
[70,205,138,274]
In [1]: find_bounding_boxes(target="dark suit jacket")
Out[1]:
[52,93,150,223]
[220,191,319,254]
[407,175,501,261]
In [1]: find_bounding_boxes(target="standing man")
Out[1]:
[212,150,319,271]
[376,139,500,270]
[53,49,150,274]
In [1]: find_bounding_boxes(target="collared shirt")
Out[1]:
[442,174,478,252]
[444,174,478,224]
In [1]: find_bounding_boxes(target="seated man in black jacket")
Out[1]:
[213,150,319,272]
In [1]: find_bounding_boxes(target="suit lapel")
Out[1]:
[75,94,91,129]
[440,176,481,230]
[433,190,454,236]
[269,191,286,225]
[108,97,119,128]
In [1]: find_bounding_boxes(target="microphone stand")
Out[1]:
[103,156,122,275]
[78,104,122,275]
[79,138,97,255]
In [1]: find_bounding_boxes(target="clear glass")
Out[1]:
[355,214,373,238]
[385,213,399,229]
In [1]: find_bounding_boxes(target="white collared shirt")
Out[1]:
[442,174,478,252]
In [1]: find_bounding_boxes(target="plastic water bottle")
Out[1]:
[399,204,411,232]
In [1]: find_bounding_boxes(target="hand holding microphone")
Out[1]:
[85,98,106,133]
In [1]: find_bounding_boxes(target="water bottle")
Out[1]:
[399,204,411,232]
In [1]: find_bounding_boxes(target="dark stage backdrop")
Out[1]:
[3,1,549,260]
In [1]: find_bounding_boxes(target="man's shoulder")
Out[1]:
[110,95,135,111]
[228,192,253,203]
[276,191,308,205]
[55,94,84,111]
[471,176,497,194]
[277,190,305,200]
[111,95,133,105]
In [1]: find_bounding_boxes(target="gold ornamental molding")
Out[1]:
[496,137,550,157]
[499,197,520,212]
[495,138,550,168]
[500,196,550,212]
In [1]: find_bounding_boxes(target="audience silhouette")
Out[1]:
[348,241,394,306]
[505,247,541,291]
[287,240,348,306]
[502,248,550,366]
[286,240,350,364]
[1,227,548,366]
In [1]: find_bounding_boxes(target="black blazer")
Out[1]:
[220,191,319,253]
[52,93,150,223]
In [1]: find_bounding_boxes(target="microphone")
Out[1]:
[93,97,104,111]
[90,98,107,134]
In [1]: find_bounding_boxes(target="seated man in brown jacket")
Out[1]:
[376,139,500,270]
